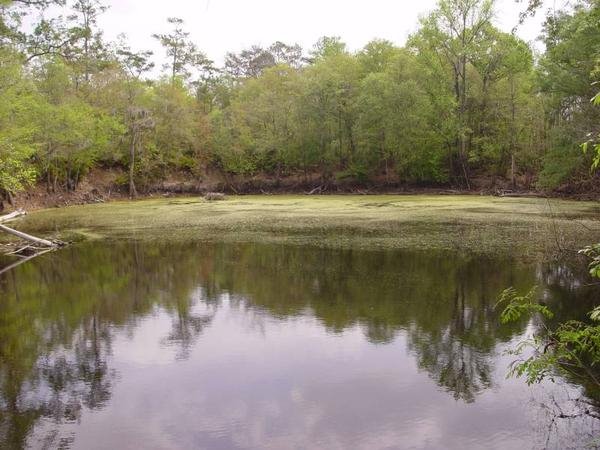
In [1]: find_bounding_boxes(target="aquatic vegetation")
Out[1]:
[15,195,600,256]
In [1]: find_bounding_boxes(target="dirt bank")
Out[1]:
[3,168,598,212]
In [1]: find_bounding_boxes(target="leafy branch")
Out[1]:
[497,257,600,394]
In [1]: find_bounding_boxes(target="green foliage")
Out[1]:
[34,65,124,190]
[0,49,39,194]
[0,143,37,193]
[582,92,600,171]
[499,50,600,392]
[537,127,586,189]
[590,306,600,322]
[536,1,600,188]
[0,0,599,194]
[499,244,600,391]
[580,243,600,280]
[153,17,211,84]
[496,286,552,324]
[152,79,204,168]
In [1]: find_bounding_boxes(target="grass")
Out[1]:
[13,194,600,257]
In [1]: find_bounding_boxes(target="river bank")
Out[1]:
[4,168,599,213]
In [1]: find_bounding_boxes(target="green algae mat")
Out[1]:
[15,195,600,257]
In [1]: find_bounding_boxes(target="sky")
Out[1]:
[45,0,567,69]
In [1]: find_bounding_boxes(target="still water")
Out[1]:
[0,241,598,449]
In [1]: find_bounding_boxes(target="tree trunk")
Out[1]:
[459,11,470,190]
[510,77,517,189]
[511,154,516,189]
[459,54,470,190]
[129,131,138,198]
[460,140,470,190]
[172,50,177,85]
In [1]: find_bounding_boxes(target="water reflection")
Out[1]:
[0,241,597,449]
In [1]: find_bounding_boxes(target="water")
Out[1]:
[0,241,598,449]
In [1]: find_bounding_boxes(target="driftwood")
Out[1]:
[495,190,543,198]
[0,224,57,248]
[204,192,227,201]
[307,185,323,195]
[0,209,67,275]
[0,209,26,224]
[0,209,64,248]
[7,244,36,256]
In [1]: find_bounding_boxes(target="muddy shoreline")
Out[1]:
[3,169,598,212]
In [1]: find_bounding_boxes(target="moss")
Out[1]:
[14,195,600,257]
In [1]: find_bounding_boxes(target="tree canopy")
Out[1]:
[0,0,599,202]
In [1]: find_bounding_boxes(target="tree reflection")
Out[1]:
[189,244,594,403]
[0,317,114,448]
[0,242,215,448]
[0,241,595,447]
[162,290,216,360]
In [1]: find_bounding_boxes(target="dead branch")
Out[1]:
[0,209,26,224]
[204,192,227,201]
[307,185,323,195]
[7,245,33,256]
[0,224,56,247]
[0,209,67,275]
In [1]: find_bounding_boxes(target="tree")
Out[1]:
[515,0,545,23]
[497,247,600,414]
[356,39,401,74]
[269,41,303,68]
[498,79,600,422]
[68,0,109,85]
[310,36,347,60]
[355,49,444,183]
[0,0,66,48]
[151,79,208,178]
[300,47,361,181]
[221,64,302,178]
[193,68,231,114]
[0,0,599,198]
[411,0,495,188]
[0,48,37,207]
[34,59,122,192]
[488,33,542,186]
[537,1,600,188]
[224,42,304,79]
[153,17,210,85]
[225,45,276,78]
[115,40,155,197]
[24,16,78,62]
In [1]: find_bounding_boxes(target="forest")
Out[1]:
[0,0,599,203]
[4,1,600,447]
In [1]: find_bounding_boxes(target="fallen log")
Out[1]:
[307,185,323,195]
[204,192,227,201]
[0,209,26,224]
[499,191,544,198]
[0,209,66,275]
[0,224,57,248]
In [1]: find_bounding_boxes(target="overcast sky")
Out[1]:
[49,0,565,69]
